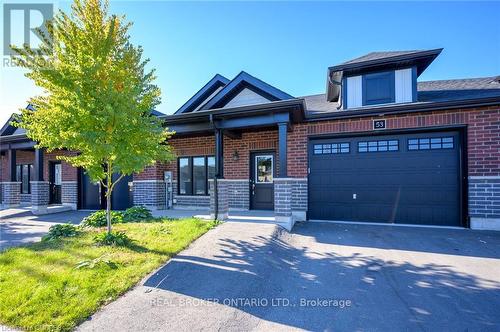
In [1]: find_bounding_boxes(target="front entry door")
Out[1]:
[49,162,62,204]
[250,152,274,210]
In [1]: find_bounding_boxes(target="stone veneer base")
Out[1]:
[133,180,166,210]
[61,181,78,210]
[468,176,500,231]
[1,182,21,207]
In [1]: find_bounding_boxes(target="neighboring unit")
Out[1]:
[1,49,499,230]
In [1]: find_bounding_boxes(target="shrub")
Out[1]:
[93,231,130,246]
[122,206,153,222]
[81,210,124,228]
[43,223,80,241]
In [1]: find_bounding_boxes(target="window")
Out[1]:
[255,155,273,183]
[54,163,62,185]
[408,137,454,151]
[16,164,32,194]
[362,71,395,106]
[207,157,216,180]
[193,157,206,195]
[358,140,399,153]
[313,143,350,155]
[179,158,192,195]
[178,156,214,196]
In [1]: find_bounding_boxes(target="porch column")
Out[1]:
[278,122,287,177]
[2,149,20,207]
[215,128,224,178]
[31,148,49,214]
[210,128,228,220]
[8,148,16,181]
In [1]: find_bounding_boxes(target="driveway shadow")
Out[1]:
[144,223,500,331]
[297,221,500,259]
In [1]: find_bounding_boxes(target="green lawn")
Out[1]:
[0,218,217,332]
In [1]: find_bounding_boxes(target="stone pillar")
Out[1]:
[227,179,250,211]
[31,181,49,214]
[469,176,500,230]
[210,179,229,220]
[274,178,293,231]
[133,180,165,210]
[62,181,78,210]
[291,178,308,222]
[2,182,21,207]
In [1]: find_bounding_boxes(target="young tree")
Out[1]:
[12,0,174,233]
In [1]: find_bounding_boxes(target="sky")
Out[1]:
[1,1,499,126]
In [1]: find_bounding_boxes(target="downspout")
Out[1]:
[210,114,218,221]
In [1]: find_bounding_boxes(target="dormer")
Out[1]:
[326,49,442,109]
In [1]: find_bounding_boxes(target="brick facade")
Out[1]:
[288,106,500,177]
[134,129,280,209]
[2,105,498,229]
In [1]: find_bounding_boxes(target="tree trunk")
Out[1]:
[106,171,112,234]
[106,192,112,234]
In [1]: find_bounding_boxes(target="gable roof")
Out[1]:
[200,71,294,110]
[0,104,34,136]
[330,49,443,75]
[340,50,425,65]
[326,48,443,102]
[175,74,230,114]
[0,114,18,136]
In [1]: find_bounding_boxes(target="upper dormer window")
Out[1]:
[344,68,415,109]
[363,71,395,105]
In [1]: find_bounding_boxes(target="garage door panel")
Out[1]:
[308,131,462,226]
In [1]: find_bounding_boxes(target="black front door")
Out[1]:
[250,152,274,210]
[49,162,62,204]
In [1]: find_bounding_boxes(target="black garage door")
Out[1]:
[308,131,462,226]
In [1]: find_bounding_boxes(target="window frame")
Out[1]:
[408,137,454,151]
[358,139,399,153]
[313,142,350,155]
[177,156,215,196]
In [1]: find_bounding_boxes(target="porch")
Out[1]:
[0,144,79,215]
[135,99,309,230]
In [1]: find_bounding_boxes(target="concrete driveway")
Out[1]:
[77,221,500,331]
[0,208,91,250]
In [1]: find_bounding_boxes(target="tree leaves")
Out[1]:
[12,0,175,183]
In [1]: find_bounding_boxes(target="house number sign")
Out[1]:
[373,119,386,130]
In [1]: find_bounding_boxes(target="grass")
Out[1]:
[0,218,218,332]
